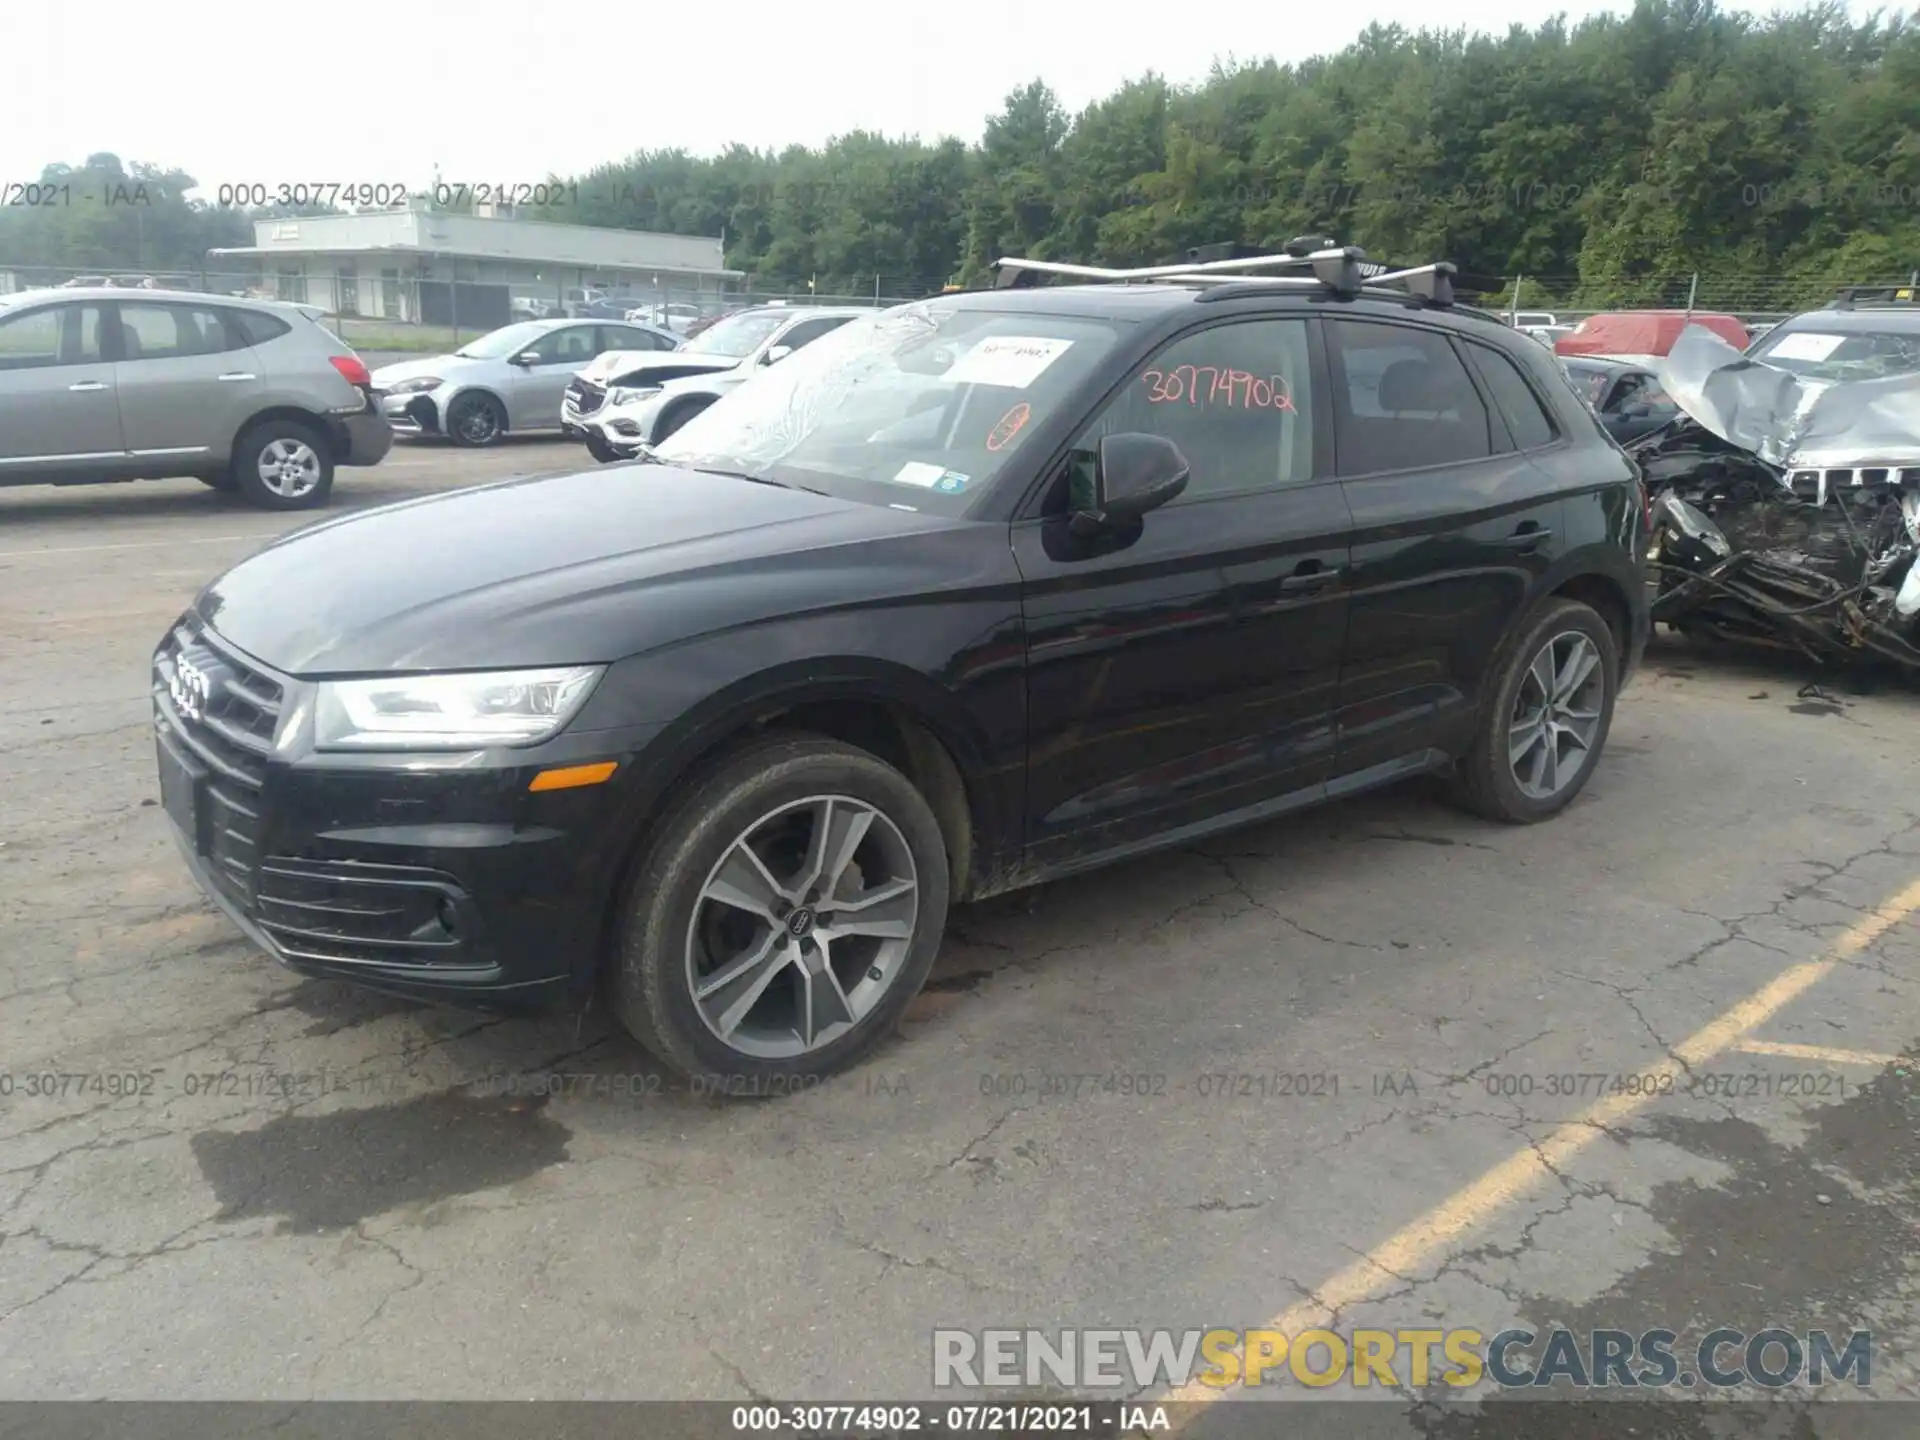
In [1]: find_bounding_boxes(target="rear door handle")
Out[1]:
[68,380,108,392]
[1280,563,1344,593]
[1496,527,1553,549]
[217,372,256,382]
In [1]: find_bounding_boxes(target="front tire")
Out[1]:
[230,419,334,510]
[445,392,506,447]
[654,398,709,444]
[1451,598,1618,824]
[610,734,950,1089]
[585,431,620,464]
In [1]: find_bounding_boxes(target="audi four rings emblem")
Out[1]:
[170,655,210,724]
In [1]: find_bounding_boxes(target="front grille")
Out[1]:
[568,378,605,417]
[153,621,285,909]
[1787,466,1920,501]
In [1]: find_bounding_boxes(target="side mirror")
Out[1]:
[512,350,539,367]
[763,344,794,366]
[1075,433,1188,531]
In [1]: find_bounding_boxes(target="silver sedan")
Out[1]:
[372,317,680,446]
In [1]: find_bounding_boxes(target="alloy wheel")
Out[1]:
[685,795,920,1060]
[256,438,322,498]
[1508,631,1606,801]
[455,402,500,445]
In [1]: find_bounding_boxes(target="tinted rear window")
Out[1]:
[230,309,293,346]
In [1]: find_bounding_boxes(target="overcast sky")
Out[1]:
[1,0,1878,199]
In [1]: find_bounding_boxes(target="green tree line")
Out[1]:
[543,0,1920,304]
[8,0,1920,309]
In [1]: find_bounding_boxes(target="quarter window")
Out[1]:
[1064,319,1315,508]
[229,309,292,347]
[1328,319,1492,473]
[1467,343,1559,450]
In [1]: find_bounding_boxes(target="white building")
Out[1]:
[206,205,742,327]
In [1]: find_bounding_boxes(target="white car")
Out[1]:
[625,302,705,333]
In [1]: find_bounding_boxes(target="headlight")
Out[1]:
[383,376,443,394]
[313,666,603,750]
[607,385,660,407]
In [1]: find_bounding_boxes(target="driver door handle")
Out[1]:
[68,380,108,392]
[1280,561,1344,593]
[1496,525,1553,549]
[217,372,256,382]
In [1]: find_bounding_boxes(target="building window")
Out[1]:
[338,269,360,317]
[274,267,307,305]
[380,269,402,321]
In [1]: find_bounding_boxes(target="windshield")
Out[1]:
[681,310,786,359]
[454,321,554,360]
[1747,326,1920,382]
[654,302,1127,511]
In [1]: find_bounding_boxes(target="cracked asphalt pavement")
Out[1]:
[3,442,1919,1424]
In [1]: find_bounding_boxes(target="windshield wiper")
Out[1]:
[683,465,825,495]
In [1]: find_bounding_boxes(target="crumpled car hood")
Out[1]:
[1658,325,1920,470]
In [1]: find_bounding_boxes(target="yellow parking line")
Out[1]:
[1736,1039,1904,1068]
[1164,872,1920,1413]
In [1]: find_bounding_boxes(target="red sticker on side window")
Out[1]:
[986,402,1031,452]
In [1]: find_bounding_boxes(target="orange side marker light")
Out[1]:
[528,761,619,793]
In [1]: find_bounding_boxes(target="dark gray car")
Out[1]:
[0,287,392,509]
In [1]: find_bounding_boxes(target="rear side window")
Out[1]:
[115,303,248,359]
[230,309,293,346]
[1466,343,1559,450]
[1327,320,1492,474]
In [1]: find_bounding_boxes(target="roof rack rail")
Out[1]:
[1831,284,1919,309]
[991,238,1458,308]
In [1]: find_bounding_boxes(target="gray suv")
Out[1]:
[0,287,393,510]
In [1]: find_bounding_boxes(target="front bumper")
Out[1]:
[379,390,441,437]
[153,617,666,1009]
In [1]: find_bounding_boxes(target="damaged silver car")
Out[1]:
[1631,321,1920,674]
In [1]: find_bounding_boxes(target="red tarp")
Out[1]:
[1555,311,1750,358]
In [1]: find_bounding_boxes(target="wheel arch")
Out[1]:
[1545,568,1635,667]
[443,385,511,434]
[604,660,996,935]
[227,406,336,462]
[654,392,714,439]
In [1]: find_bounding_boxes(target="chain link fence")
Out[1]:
[1471,273,1920,323]
[0,263,945,353]
[8,260,1911,351]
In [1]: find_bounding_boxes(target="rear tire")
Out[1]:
[609,733,950,1090]
[230,419,334,510]
[1450,598,1618,824]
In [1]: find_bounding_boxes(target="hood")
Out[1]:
[579,349,734,386]
[195,464,964,675]
[1656,325,1920,471]
[369,354,485,387]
